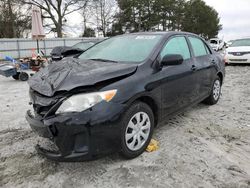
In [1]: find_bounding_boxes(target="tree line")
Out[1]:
[0,0,222,39]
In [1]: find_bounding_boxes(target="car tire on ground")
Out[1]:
[12,72,20,80]
[19,72,29,81]
[120,101,154,159]
[203,76,221,105]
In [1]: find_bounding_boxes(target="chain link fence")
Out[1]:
[0,38,102,60]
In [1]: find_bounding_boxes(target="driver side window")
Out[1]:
[160,36,191,60]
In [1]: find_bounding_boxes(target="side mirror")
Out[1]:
[161,54,183,66]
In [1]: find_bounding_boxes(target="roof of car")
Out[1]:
[77,40,100,43]
[124,31,200,37]
[233,38,250,41]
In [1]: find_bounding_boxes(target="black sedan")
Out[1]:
[26,32,225,161]
[50,40,100,61]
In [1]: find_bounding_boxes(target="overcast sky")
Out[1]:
[65,0,250,41]
[203,0,250,41]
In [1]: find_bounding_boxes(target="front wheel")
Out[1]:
[203,76,221,105]
[120,102,154,159]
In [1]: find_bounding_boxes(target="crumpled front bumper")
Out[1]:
[26,101,126,162]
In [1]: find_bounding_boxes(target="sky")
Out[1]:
[203,0,250,41]
[64,0,250,41]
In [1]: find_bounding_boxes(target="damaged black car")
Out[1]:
[50,40,100,61]
[26,32,225,161]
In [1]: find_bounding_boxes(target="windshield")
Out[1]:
[72,42,95,50]
[210,39,218,44]
[231,39,250,47]
[78,35,162,63]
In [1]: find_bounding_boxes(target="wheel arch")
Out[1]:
[128,95,159,127]
[217,72,223,84]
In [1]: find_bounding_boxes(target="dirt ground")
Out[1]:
[0,66,250,188]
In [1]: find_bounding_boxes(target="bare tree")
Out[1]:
[22,0,89,37]
[0,0,31,38]
[85,0,117,37]
[81,1,92,34]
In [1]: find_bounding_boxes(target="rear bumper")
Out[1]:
[26,102,126,161]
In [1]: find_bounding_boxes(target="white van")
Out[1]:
[209,38,224,51]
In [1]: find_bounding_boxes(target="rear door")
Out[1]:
[187,36,217,98]
[159,35,199,117]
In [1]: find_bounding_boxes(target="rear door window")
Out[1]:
[189,37,208,57]
[160,36,191,60]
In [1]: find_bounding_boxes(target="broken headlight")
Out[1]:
[55,89,117,114]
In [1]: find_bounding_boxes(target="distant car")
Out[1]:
[50,40,100,61]
[225,40,234,48]
[26,31,225,161]
[209,38,224,51]
[224,38,250,64]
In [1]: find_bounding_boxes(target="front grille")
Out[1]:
[229,59,247,62]
[228,52,250,56]
[30,89,62,118]
[33,104,55,117]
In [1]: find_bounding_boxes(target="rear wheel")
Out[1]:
[19,72,29,81]
[203,76,221,105]
[120,102,154,159]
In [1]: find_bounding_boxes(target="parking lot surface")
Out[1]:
[0,66,250,188]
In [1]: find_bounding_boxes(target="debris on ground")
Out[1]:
[146,139,159,152]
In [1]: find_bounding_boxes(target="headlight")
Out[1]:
[56,89,117,114]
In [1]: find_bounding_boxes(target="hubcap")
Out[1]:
[213,80,221,101]
[125,112,151,151]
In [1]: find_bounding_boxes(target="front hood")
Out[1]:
[50,46,71,56]
[227,46,250,52]
[28,58,137,97]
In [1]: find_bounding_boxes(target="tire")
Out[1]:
[19,72,29,81]
[203,76,221,105]
[12,72,20,80]
[120,102,154,159]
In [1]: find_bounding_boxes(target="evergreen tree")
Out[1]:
[112,0,222,39]
[181,0,222,39]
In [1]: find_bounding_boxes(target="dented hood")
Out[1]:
[28,58,137,97]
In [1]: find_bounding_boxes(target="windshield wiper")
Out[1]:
[89,58,118,63]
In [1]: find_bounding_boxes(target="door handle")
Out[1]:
[191,65,197,71]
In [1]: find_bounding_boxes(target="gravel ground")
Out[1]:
[0,66,250,188]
